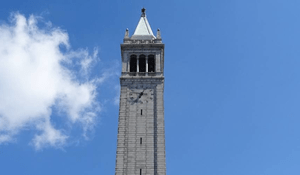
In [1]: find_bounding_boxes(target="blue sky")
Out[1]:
[0,0,300,175]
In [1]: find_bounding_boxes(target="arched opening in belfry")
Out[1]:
[130,55,137,72]
[148,55,155,72]
[139,55,146,72]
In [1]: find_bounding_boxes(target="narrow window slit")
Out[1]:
[140,169,142,175]
[140,138,142,144]
[141,109,143,115]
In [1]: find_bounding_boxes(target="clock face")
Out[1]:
[128,88,154,104]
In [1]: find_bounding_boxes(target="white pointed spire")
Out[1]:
[131,8,156,40]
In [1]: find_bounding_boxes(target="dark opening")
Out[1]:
[141,109,143,115]
[140,169,142,175]
[148,55,155,72]
[140,138,142,144]
[130,55,137,72]
[139,55,146,72]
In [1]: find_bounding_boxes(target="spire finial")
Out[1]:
[157,28,161,39]
[124,28,129,38]
[141,8,146,17]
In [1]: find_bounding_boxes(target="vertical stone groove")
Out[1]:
[154,85,158,175]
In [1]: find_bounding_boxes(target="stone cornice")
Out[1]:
[120,77,164,83]
[121,43,164,50]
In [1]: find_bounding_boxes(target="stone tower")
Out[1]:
[115,8,166,175]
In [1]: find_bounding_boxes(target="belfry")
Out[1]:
[115,8,166,175]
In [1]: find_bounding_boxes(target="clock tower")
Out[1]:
[115,8,166,175]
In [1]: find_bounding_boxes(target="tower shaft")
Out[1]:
[115,9,166,175]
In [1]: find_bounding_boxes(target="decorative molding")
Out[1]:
[122,39,162,44]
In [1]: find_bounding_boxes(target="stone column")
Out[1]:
[137,56,139,73]
[146,56,148,76]
[156,53,160,73]
[127,54,130,73]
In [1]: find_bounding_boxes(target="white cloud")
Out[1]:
[114,85,120,106]
[0,13,100,150]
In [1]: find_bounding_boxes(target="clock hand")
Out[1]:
[130,90,145,104]
[138,89,145,99]
[138,92,143,99]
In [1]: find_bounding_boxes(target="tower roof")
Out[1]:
[131,8,156,40]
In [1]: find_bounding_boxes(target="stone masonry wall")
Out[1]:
[115,78,165,175]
